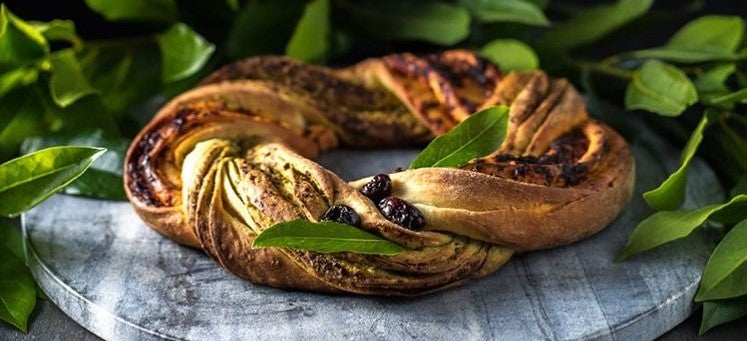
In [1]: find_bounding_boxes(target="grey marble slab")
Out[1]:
[22,126,724,341]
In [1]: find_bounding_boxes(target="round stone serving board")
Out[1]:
[23,124,724,341]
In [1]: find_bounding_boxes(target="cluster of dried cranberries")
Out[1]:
[320,173,426,231]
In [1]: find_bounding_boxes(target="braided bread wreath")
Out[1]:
[124,50,635,296]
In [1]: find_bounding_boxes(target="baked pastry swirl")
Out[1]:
[125,50,635,296]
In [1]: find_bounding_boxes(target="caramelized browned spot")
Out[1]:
[461,130,596,187]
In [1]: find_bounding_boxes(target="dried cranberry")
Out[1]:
[360,173,392,203]
[377,197,426,231]
[321,205,361,227]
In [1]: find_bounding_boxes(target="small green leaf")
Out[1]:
[460,0,549,26]
[410,105,509,169]
[0,4,49,72]
[643,113,708,210]
[286,0,330,63]
[700,295,747,335]
[0,66,38,98]
[625,60,698,116]
[480,39,539,71]
[48,49,98,107]
[538,0,652,51]
[84,0,177,23]
[617,195,747,261]
[695,64,736,93]
[695,219,747,301]
[158,23,215,83]
[30,19,78,44]
[339,0,471,46]
[631,16,744,63]
[0,223,36,333]
[226,0,306,59]
[0,220,24,260]
[21,129,129,201]
[253,219,404,255]
[705,88,747,108]
[0,146,106,217]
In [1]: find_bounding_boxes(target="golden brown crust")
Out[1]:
[125,50,634,296]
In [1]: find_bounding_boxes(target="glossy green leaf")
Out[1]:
[0,66,37,98]
[84,0,177,23]
[480,39,538,71]
[538,0,652,50]
[226,0,306,59]
[631,16,744,63]
[21,129,128,200]
[700,295,747,335]
[410,106,509,169]
[696,219,747,301]
[617,195,747,261]
[695,64,736,93]
[625,60,697,116]
[643,113,708,210]
[0,222,36,333]
[30,19,78,44]
[286,0,329,63]
[0,4,49,72]
[339,0,471,45]
[460,0,549,26]
[253,219,404,255]
[49,49,98,107]
[158,23,215,83]
[0,146,106,217]
[0,221,23,258]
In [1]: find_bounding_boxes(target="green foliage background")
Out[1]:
[0,0,745,335]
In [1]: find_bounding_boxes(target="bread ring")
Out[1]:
[124,50,634,296]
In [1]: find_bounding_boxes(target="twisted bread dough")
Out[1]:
[125,50,634,295]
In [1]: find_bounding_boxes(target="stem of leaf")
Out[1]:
[576,61,633,80]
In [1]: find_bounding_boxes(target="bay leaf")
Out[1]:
[338,0,471,46]
[696,218,747,301]
[460,0,549,26]
[49,49,98,108]
[643,113,708,210]
[21,129,129,201]
[253,219,404,255]
[694,64,736,94]
[617,195,747,261]
[0,146,105,217]
[158,23,215,83]
[625,60,698,116]
[538,0,652,51]
[630,16,744,63]
[699,295,747,334]
[285,0,330,63]
[480,39,539,71]
[410,105,509,169]
[0,222,36,333]
[0,4,48,72]
[84,0,177,23]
